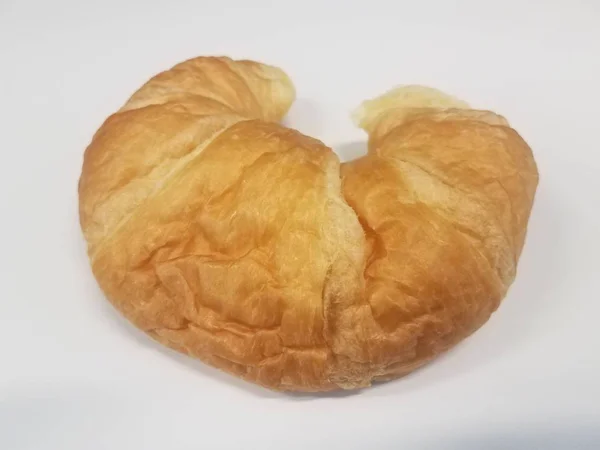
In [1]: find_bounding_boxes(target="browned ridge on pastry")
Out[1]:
[78,56,538,391]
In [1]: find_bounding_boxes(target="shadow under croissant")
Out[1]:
[418,423,600,450]
[3,385,596,448]
[281,98,325,140]
[334,140,369,162]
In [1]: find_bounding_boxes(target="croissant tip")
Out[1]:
[350,103,368,130]
[351,84,470,134]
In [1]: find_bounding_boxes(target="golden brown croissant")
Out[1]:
[78,56,538,391]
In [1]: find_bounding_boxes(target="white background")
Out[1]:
[1,0,599,448]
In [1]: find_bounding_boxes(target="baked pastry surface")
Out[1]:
[78,57,538,391]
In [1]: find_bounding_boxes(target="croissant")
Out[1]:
[78,56,538,391]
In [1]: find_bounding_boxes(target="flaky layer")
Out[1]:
[78,58,538,391]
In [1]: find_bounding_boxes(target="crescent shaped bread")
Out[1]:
[78,56,538,391]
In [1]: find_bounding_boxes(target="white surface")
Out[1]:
[1,1,599,448]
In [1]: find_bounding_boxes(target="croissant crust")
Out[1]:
[78,57,538,391]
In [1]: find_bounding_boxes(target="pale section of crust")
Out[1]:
[352,85,470,133]
[223,58,297,122]
[319,154,369,388]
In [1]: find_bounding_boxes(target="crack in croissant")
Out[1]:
[78,56,538,391]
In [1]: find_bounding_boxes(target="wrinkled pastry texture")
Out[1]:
[78,57,538,391]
